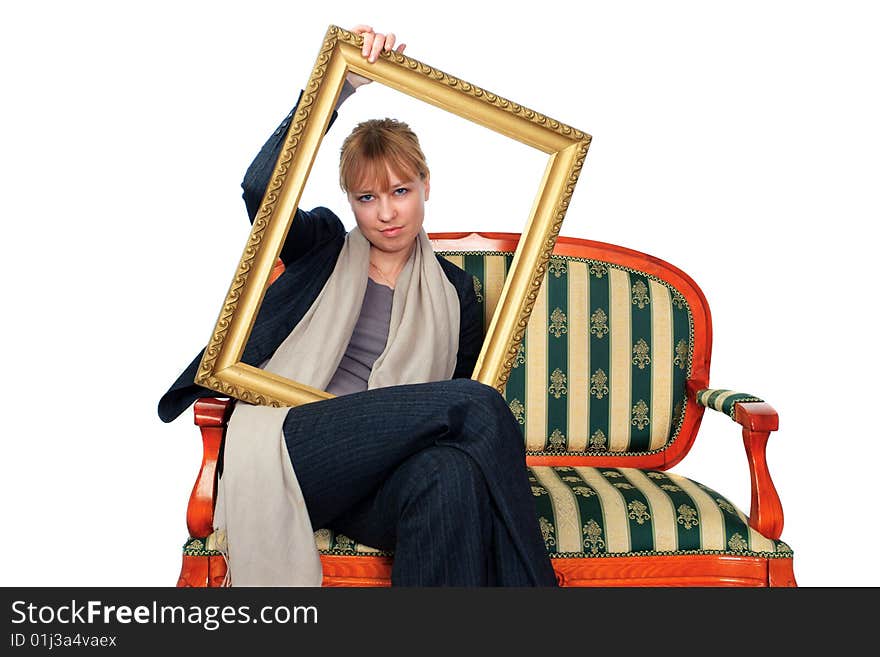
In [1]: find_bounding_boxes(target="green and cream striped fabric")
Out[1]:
[182,536,223,557]
[696,388,764,421]
[189,466,790,559]
[440,252,693,455]
[310,466,790,558]
[183,251,794,567]
[527,466,789,557]
[314,528,391,556]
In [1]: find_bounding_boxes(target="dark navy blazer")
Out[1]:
[158,98,481,423]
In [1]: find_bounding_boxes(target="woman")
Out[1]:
[159,25,557,587]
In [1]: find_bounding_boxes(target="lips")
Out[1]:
[380,226,403,237]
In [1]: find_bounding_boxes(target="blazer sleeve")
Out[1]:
[453,277,482,380]
[240,90,345,266]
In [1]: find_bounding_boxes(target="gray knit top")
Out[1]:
[325,278,394,396]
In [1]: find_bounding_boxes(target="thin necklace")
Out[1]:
[369,261,395,289]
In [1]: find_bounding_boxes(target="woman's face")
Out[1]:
[347,163,430,256]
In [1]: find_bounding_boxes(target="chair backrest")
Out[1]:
[430,232,713,470]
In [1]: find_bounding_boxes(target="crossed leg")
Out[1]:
[282,378,557,586]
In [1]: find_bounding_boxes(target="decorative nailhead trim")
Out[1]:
[183,538,792,560]
[548,548,794,559]
[318,548,394,558]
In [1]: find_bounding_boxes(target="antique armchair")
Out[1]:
[177,231,795,587]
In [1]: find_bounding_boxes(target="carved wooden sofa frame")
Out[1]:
[177,232,796,587]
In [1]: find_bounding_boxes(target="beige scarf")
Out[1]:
[213,227,460,586]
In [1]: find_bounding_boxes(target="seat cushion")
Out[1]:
[184,467,791,565]
[311,466,792,559]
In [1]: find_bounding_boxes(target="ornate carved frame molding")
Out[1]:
[196,24,592,407]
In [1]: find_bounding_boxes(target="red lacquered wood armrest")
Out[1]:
[734,401,783,540]
[734,401,778,432]
[187,398,233,538]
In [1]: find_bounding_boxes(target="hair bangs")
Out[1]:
[339,118,429,193]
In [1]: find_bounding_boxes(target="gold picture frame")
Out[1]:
[195,24,592,407]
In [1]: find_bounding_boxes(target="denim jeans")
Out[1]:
[283,378,558,587]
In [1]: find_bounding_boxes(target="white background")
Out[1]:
[2,1,877,587]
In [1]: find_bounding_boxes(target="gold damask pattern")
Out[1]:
[549,368,568,399]
[508,399,525,424]
[628,500,651,525]
[716,499,736,515]
[540,517,556,549]
[728,533,748,552]
[590,368,609,399]
[548,258,567,278]
[672,291,687,310]
[589,429,607,450]
[632,280,650,309]
[183,536,224,557]
[472,275,483,303]
[632,339,651,370]
[677,504,699,529]
[671,400,685,429]
[308,466,793,558]
[589,262,608,278]
[631,400,650,430]
[673,339,688,370]
[548,428,566,450]
[582,519,606,554]
[512,342,525,368]
[334,534,354,551]
[549,307,568,338]
[590,308,609,338]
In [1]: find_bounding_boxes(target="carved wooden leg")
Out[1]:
[176,399,233,588]
[177,555,210,587]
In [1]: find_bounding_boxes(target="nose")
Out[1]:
[376,195,396,223]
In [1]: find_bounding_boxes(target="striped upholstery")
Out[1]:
[441,252,692,455]
[696,388,764,421]
[309,466,790,558]
[528,467,789,557]
[308,250,789,560]
[192,464,791,560]
[185,246,791,574]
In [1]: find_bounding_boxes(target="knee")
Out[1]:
[444,379,522,451]
[446,378,510,416]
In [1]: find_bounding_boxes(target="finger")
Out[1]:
[361,32,375,58]
[395,43,407,54]
[384,33,396,52]
[350,24,373,34]
[369,32,384,62]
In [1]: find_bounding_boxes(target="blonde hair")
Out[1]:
[339,118,429,193]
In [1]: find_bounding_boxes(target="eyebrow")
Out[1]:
[354,179,414,195]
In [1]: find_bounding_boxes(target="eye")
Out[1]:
[357,194,374,203]
[393,187,409,196]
